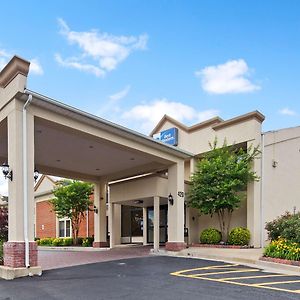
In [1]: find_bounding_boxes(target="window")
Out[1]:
[59,219,71,238]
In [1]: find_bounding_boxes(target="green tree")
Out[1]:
[51,180,93,245]
[188,139,260,242]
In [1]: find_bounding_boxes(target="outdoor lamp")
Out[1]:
[1,163,12,181]
[93,205,98,214]
[34,168,39,182]
[168,193,174,205]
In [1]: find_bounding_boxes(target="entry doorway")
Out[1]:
[147,205,168,244]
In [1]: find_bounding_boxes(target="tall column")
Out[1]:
[153,196,160,251]
[142,207,147,245]
[93,182,108,247]
[108,202,114,248]
[166,160,186,251]
[247,140,262,247]
[4,106,38,268]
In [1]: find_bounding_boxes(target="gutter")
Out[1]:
[23,93,33,268]
[260,133,265,248]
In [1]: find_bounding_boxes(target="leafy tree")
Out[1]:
[188,139,260,242]
[51,180,93,245]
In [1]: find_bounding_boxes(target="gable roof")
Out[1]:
[34,174,56,192]
[150,111,265,136]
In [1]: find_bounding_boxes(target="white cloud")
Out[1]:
[0,49,43,76]
[56,18,148,76]
[98,85,131,116]
[279,107,297,116]
[29,58,44,75]
[109,85,131,101]
[0,177,8,196]
[55,53,105,77]
[196,59,260,94]
[121,98,219,133]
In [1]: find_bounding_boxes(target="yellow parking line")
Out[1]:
[170,264,238,276]
[256,279,300,286]
[191,269,259,277]
[218,274,293,281]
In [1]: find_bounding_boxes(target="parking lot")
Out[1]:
[0,256,299,299]
[171,262,300,295]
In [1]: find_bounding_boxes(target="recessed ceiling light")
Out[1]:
[89,145,94,149]
[130,157,135,161]
[56,159,61,162]
[95,168,100,171]
[36,130,42,134]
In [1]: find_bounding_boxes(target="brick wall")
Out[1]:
[36,201,56,238]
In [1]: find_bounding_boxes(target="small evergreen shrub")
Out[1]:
[39,237,55,246]
[82,237,94,247]
[200,228,222,244]
[63,238,73,246]
[228,227,251,246]
[52,238,65,246]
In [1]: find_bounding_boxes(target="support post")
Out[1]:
[153,196,160,251]
[166,161,186,251]
[143,207,147,245]
[93,182,108,247]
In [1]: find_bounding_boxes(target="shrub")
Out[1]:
[264,238,300,261]
[77,237,83,246]
[63,238,73,246]
[228,227,251,246]
[200,228,222,244]
[52,238,65,246]
[265,211,300,243]
[39,238,54,246]
[0,207,8,241]
[82,237,94,247]
[0,240,3,265]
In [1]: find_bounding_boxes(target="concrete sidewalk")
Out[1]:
[157,246,300,276]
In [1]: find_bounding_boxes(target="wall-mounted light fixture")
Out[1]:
[168,193,174,205]
[34,168,39,182]
[1,163,13,181]
[93,205,98,214]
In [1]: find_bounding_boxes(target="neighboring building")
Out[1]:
[35,112,300,247]
[34,175,95,239]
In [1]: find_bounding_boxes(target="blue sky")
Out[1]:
[1,0,300,135]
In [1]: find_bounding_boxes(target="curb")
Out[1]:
[155,249,300,276]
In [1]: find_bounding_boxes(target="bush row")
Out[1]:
[36,237,94,247]
[200,227,251,246]
[0,240,3,265]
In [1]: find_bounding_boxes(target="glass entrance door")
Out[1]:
[147,205,168,244]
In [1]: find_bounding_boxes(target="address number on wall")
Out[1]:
[177,191,184,198]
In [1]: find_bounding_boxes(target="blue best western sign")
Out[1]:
[154,127,178,146]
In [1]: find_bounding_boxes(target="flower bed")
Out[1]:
[263,238,300,261]
[191,243,253,249]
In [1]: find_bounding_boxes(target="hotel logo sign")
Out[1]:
[153,127,178,146]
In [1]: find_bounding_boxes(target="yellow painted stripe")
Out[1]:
[256,279,300,286]
[219,274,294,281]
[170,264,238,276]
[191,269,259,277]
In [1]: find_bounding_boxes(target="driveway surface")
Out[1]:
[0,256,300,300]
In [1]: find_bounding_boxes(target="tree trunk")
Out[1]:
[217,208,232,243]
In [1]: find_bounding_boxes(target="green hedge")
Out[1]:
[200,228,222,244]
[37,237,93,247]
[0,240,3,265]
[228,227,251,246]
[264,238,300,261]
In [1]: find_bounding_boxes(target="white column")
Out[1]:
[143,207,147,245]
[153,196,160,251]
[166,160,185,251]
[7,107,35,242]
[109,202,115,248]
[93,181,107,247]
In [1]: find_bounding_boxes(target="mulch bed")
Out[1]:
[260,256,300,266]
[190,243,253,249]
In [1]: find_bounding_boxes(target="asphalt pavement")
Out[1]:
[0,256,300,300]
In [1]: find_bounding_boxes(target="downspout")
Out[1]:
[260,133,265,248]
[23,93,33,268]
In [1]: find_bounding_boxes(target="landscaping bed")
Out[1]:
[260,256,300,266]
[37,237,94,247]
[191,243,253,249]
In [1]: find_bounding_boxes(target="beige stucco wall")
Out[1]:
[263,127,300,243]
